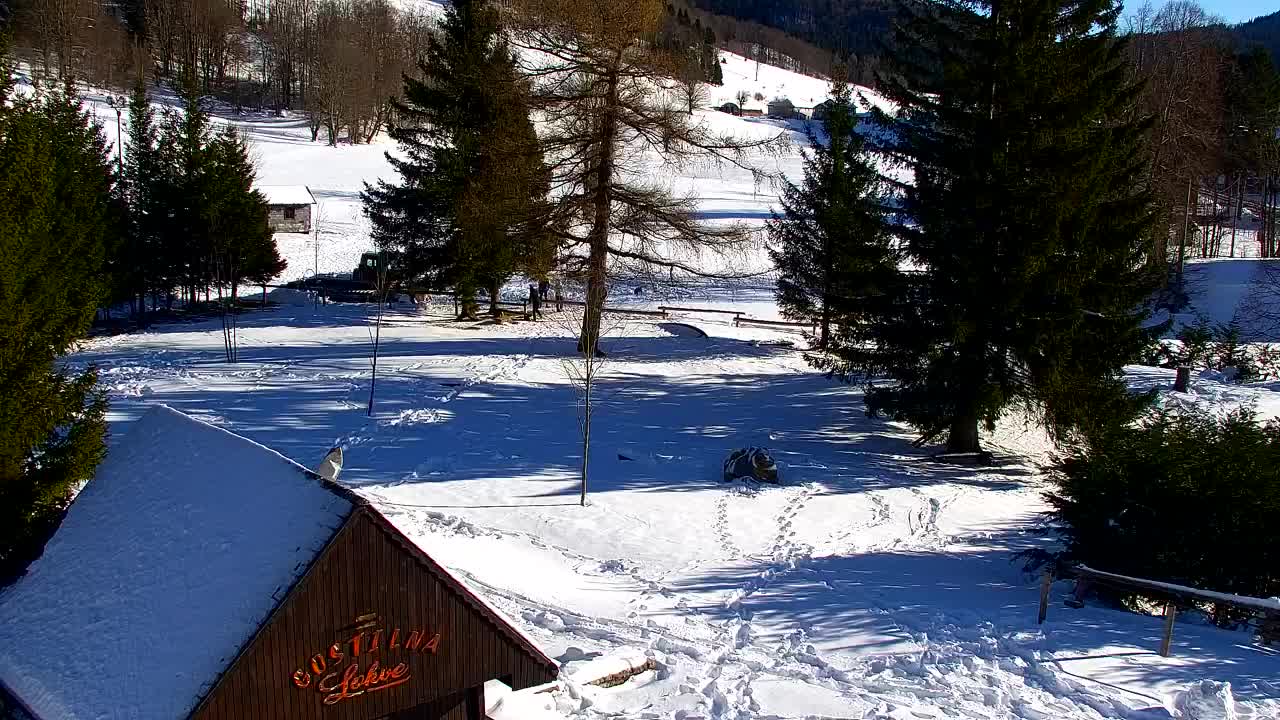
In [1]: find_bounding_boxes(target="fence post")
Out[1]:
[1160,603,1177,657]
[1037,570,1054,624]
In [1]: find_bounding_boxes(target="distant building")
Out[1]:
[718,102,741,116]
[811,100,834,122]
[740,107,764,117]
[767,98,796,118]
[259,185,316,233]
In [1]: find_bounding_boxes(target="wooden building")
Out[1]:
[0,407,558,720]
[767,98,797,119]
[261,185,317,233]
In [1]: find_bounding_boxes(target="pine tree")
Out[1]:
[204,126,282,302]
[158,72,216,304]
[0,81,115,584]
[769,80,894,354]
[867,0,1159,453]
[119,79,167,323]
[362,0,548,319]
[704,27,723,85]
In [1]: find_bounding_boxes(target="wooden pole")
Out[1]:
[1160,603,1177,657]
[1037,570,1053,624]
[1229,173,1239,258]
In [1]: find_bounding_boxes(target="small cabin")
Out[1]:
[740,107,764,117]
[767,98,797,118]
[0,406,558,720]
[260,185,316,233]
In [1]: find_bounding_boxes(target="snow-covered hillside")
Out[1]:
[61,43,1280,720]
[78,45,885,285]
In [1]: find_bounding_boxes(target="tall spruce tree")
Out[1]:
[868,0,1158,453]
[362,0,549,319]
[120,79,167,323]
[149,74,283,309]
[0,82,115,584]
[205,126,284,302]
[769,80,895,353]
[158,72,215,304]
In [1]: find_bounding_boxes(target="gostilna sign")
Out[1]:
[289,613,442,706]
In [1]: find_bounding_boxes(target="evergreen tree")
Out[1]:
[1047,406,1280,604]
[362,0,549,319]
[0,81,114,584]
[148,74,283,308]
[119,79,167,322]
[867,0,1158,453]
[158,72,216,304]
[704,28,724,85]
[769,80,894,354]
[1225,47,1280,173]
[205,126,283,302]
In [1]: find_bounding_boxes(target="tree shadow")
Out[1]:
[83,312,1035,500]
[665,522,1280,703]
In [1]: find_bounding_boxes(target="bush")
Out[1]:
[1141,316,1280,382]
[1046,407,1280,607]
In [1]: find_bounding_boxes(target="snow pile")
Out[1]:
[1172,680,1240,720]
[0,405,353,719]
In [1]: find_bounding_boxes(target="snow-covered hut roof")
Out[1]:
[0,406,355,720]
[257,184,315,206]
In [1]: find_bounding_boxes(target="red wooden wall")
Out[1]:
[191,506,557,720]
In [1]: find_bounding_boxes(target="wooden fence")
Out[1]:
[1038,565,1280,657]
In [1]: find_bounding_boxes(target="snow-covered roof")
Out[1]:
[0,406,354,720]
[257,184,315,206]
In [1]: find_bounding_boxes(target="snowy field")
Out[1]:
[73,292,1280,719]
[57,42,1280,720]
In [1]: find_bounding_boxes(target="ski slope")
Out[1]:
[58,37,1280,720]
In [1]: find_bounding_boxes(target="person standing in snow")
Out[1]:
[554,278,563,311]
[538,279,550,301]
[529,284,541,320]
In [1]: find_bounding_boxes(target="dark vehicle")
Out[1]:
[352,252,385,286]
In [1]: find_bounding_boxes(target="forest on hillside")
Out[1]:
[1237,10,1280,66]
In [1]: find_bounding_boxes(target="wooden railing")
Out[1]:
[1038,565,1280,656]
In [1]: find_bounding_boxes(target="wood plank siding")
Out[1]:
[190,506,557,720]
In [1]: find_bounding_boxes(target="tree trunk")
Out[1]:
[489,279,500,317]
[947,412,981,453]
[1178,176,1193,280]
[820,297,831,350]
[1223,174,1233,257]
[578,65,620,357]
[581,370,591,507]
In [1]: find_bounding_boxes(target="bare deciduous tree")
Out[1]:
[552,286,629,506]
[1125,0,1231,276]
[510,0,782,356]
[13,0,130,85]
